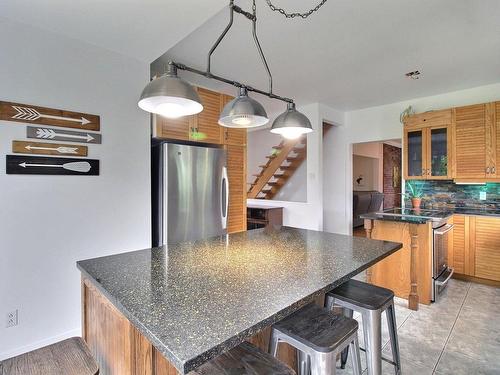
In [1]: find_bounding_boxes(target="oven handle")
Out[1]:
[436,267,454,286]
[434,224,454,235]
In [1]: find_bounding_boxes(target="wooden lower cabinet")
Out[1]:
[366,220,433,306]
[449,215,500,282]
[82,278,299,375]
[473,216,500,281]
[82,278,178,375]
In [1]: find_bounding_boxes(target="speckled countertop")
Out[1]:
[360,212,434,224]
[77,227,402,374]
[361,207,500,225]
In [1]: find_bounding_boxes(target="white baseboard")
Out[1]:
[0,328,81,361]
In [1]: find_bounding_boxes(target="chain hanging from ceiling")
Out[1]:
[265,0,328,19]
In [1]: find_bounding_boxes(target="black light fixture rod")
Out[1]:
[173,61,293,104]
[207,0,234,75]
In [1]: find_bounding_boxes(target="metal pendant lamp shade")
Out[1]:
[138,64,203,118]
[271,102,313,139]
[218,87,269,128]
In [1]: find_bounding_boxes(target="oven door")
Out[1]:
[432,223,454,301]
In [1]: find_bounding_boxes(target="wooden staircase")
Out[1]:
[247,137,307,199]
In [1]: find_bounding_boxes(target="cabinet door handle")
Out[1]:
[427,169,431,175]
[492,166,496,174]
[486,167,491,174]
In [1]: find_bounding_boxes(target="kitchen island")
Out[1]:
[77,227,402,375]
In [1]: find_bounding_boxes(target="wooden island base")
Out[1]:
[82,278,309,375]
[364,219,433,310]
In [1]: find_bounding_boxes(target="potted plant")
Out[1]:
[406,181,424,208]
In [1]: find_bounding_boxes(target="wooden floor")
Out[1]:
[353,226,366,237]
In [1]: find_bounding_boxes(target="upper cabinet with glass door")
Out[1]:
[404,109,452,180]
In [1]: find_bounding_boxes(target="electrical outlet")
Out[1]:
[6,309,18,328]
[479,191,487,200]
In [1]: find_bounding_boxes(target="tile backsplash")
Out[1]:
[405,180,500,209]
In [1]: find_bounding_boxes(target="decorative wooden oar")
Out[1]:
[18,161,91,173]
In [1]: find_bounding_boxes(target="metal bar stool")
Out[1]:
[269,303,362,375]
[0,337,98,375]
[190,341,295,375]
[325,279,401,375]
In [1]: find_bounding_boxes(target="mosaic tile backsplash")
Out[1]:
[405,180,500,209]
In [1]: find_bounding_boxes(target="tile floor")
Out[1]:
[337,279,500,375]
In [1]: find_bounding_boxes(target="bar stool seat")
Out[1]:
[190,341,295,375]
[270,303,362,375]
[326,280,401,375]
[329,279,394,310]
[0,337,98,375]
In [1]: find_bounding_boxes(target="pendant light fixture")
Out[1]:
[138,0,329,136]
[219,87,268,128]
[138,64,203,118]
[271,102,312,139]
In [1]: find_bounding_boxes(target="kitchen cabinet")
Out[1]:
[403,109,452,179]
[449,215,470,275]
[193,88,223,144]
[155,113,193,141]
[471,216,500,281]
[453,104,489,179]
[226,144,247,233]
[450,215,500,282]
[154,87,223,144]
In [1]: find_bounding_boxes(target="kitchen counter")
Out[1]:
[360,206,500,224]
[360,212,434,224]
[77,227,402,374]
[448,207,500,217]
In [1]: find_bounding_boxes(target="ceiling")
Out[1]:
[2,0,499,111]
[165,0,500,110]
[0,0,227,63]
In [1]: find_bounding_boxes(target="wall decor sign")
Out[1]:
[0,101,100,131]
[27,126,101,144]
[12,140,88,157]
[6,155,99,175]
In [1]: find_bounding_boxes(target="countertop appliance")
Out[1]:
[152,141,228,246]
[375,208,454,302]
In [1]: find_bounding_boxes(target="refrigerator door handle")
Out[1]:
[221,166,229,229]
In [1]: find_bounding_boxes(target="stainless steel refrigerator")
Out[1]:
[152,141,228,246]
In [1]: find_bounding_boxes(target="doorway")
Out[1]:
[352,139,402,231]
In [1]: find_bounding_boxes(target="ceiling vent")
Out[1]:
[405,70,421,80]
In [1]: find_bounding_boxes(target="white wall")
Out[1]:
[323,82,500,235]
[0,18,150,359]
[352,142,384,192]
[353,155,379,191]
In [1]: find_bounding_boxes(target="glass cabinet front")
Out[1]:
[407,130,423,177]
[430,128,448,177]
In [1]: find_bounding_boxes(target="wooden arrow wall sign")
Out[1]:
[12,140,88,157]
[27,126,102,144]
[6,155,99,175]
[0,101,100,131]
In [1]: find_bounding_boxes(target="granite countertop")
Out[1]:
[360,212,434,224]
[77,227,402,374]
[449,207,500,217]
[361,207,500,224]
